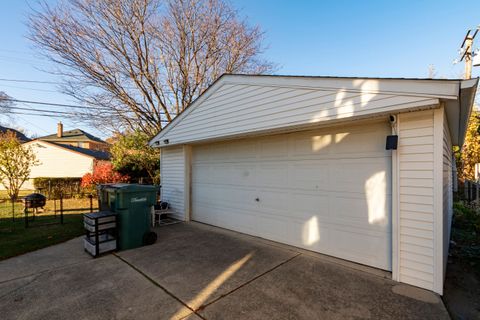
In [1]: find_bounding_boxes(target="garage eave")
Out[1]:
[155,98,440,148]
[150,75,478,148]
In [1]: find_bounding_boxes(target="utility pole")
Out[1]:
[459,28,478,80]
[464,35,473,79]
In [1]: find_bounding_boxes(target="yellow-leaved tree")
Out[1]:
[0,131,38,201]
[459,109,480,180]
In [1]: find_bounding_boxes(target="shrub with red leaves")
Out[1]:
[81,162,129,189]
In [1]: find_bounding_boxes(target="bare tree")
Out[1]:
[28,0,274,137]
[0,92,13,114]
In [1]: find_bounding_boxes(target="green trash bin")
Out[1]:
[97,183,158,250]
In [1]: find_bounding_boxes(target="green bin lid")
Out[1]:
[100,183,158,193]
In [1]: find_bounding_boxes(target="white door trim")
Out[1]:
[391,115,400,281]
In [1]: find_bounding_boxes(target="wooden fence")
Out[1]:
[457,179,480,203]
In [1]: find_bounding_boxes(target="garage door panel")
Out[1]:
[193,185,257,211]
[332,129,387,154]
[210,164,233,183]
[259,138,289,159]
[256,164,289,188]
[329,228,390,269]
[289,193,330,219]
[194,205,258,235]
[290,134,334,156]
[252,215,290,243]
[231,165,257,186]
[331,160,390,190]
[227,140,257,159]
[289,219,330,251]
[254,190,290,213]
[192,121,392,271]
[192,164,212,182]
[331,195,371,221]
[289,162,330,190]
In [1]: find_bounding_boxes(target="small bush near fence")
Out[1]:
[33,177,83,198]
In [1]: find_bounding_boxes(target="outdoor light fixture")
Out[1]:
[386,135,398,150]
[163,139,169,145]
[386,115,398,150]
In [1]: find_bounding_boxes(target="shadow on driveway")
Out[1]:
[0,222,449,320]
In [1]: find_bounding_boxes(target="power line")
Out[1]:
[5,98,101,109]
[0,83,59,93]
[8,105,83,115]
[0,78,177,95]
[6,105,172,122]
[0,78,61,85]
[20,117,51,134]
[3,98,177,115]
[8,111,63,118]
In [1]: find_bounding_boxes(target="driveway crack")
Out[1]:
[113,253,207,320]
[197,252,302,312]
[0,273,42,300]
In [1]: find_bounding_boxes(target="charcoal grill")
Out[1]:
[23,193,47,210]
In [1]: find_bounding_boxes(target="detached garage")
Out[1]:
[150,75,478,295]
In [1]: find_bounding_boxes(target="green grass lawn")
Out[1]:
[0,196,97,260]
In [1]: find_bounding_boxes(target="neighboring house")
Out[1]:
[0,125,30,142]
[150,74,478,295]
[18,139,110,190]
[37,122,110,152]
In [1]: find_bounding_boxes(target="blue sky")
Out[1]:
[0,0,479,138]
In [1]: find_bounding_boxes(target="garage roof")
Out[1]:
[150,74,478,147]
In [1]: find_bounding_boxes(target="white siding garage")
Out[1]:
[191,121,392,270]
[160,146,188,221]
[151,75,478,295]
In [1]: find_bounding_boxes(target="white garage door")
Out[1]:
[192,121,392,270]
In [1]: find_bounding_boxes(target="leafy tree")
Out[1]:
[28,0,274,136]
[0,131,38,201]
[81,162,129,191]
[459,110,480,180]
[110,131,160,184]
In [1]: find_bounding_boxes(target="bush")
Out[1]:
[81,162,129,193]
[110,130,160,184]
[33,177,82,198]
[452,202,480,274]
[453,202,480,234]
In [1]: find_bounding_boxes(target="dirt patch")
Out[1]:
[443,202,480,320]
[444,259,480,320]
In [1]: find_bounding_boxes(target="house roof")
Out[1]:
[0,125,30,142]
[150,74,479,147]
[38,128,107,144]
[25,140,110,160]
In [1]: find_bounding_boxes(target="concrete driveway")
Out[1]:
[0,222,449,320]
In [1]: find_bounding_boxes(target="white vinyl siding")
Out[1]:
[18,141,94,190]
[160,146,186,220]
[191,120,392,270]
[157,77,442,147]
[442,112,453,281]
[398,110,435,291]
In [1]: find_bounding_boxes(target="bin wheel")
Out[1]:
[143,231,157,245]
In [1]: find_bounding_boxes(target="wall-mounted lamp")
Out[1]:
[386,115,398,150]
[163,139,169,145]
[386,135,398,150]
